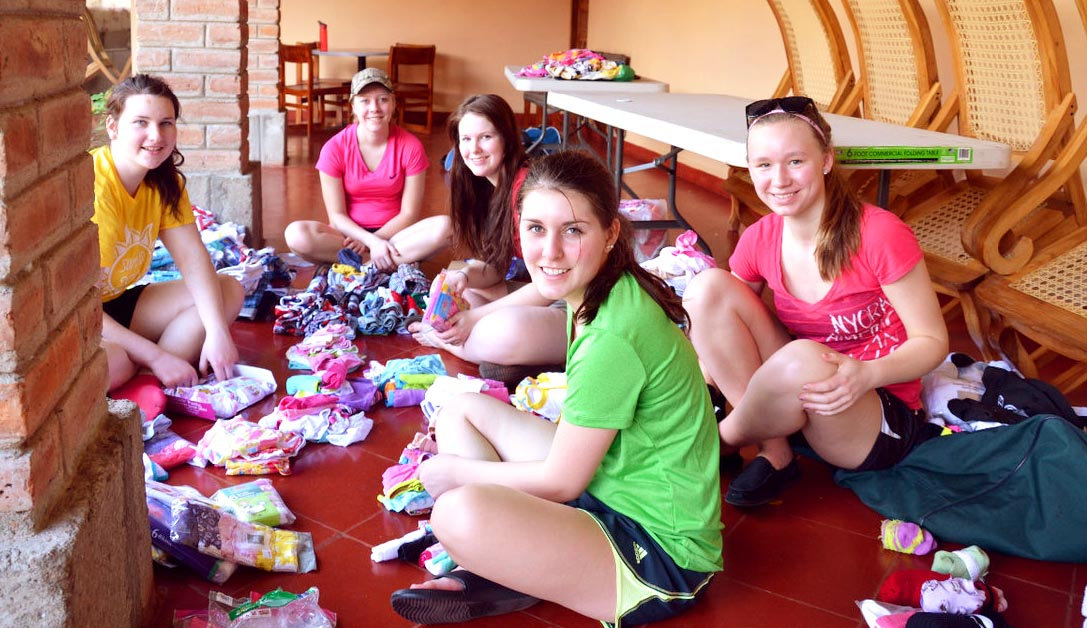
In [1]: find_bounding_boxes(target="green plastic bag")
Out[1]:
[835,415,1087,562]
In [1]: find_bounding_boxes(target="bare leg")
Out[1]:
[418,304,567,366]
[416,484,618,623]
[283,220,344,263]
[104,340,138,391]
[434,392,556,462]
[386,215,451,264]
[721,339,883,470]
[286,215,452,265]
[130,274,245,364]
[683,269,794,466]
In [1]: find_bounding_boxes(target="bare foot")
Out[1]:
[409,322,443,348]
[409,572,465,592]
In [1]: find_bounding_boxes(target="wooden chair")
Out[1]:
[967,0,1087,394]
[901,0,1087,358]
[388,43,436,134]
[82,7,131,86]
[278,42,350,138]
[721,0,856,241]
[837,0,955,214]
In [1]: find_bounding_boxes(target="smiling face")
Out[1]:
[746,117,834,221]
[519,187,619,309]
[458,112,506,185]
[352,83,395,132]
[106,94,178,176]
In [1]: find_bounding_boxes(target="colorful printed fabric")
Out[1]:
[164,374,276,418]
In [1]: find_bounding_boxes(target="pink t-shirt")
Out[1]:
[316,124,429,229]
[730,204,924,407]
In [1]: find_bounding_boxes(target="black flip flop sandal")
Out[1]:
[390,570,539,624]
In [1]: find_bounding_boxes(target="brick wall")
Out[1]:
[0,0,109,523]
[132,0,263,244]
[249,0,280,111]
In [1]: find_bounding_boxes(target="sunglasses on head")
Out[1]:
[744,96,826,142]
[745,96,817,125]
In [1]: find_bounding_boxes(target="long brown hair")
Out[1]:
[106,74,187,220]
[446,94,527,270]
[748,111,862,281]
[518,151,689,328]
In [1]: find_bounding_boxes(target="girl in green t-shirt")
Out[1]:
[391,151,722,627]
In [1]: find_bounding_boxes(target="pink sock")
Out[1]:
[876,611,917,628]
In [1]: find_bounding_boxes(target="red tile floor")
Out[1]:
[146,124,1085,627]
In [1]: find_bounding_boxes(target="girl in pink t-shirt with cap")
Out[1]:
[284,68,450,270]
[683,97,949,508]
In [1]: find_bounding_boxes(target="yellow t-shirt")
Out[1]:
[90,145,194,302]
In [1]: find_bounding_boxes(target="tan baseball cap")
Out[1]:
[351,67,393,96]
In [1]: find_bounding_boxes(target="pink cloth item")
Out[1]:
[194,418,305,472]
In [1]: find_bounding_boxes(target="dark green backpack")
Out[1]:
[835,414,1087,562]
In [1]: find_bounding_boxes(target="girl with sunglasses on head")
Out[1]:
[391,151,722,626]
[408,94,567,381]
[93,74,244,391]
[683,96,948,507]
[283,68,450,270]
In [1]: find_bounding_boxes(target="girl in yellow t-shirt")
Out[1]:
[92,74,243,391]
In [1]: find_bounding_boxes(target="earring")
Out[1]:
[606,244,614,251]
[823,169,829,175]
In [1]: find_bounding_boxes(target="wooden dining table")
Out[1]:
[314,48,389,72]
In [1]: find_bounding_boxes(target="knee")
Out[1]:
[283,221,313,255]
[765,339,835,386]
[432,393,476,449]
[218,274,246,314]
[430,484,495,556]
[683,268,746,327]
[429,214,452,244]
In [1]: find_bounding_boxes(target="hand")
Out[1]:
[417,454,462,498]
[444,268,469,294]
[367,238,400,272]
[432,308,480,347]
[342,236,367,256]
[798,352,871,416]
[199,327,239,383]
[149,350,199,388]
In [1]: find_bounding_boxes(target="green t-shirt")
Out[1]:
[563,273,723,573]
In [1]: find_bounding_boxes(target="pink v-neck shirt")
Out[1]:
[730,204,924,407]
[316,124,429,229]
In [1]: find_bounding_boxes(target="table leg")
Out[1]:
[877,169,890,208]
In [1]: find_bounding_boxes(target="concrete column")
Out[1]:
[248,0,286,165]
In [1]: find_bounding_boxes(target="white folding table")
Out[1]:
[546,91,1012,246]
[503,65,668,153]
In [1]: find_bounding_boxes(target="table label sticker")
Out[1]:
[834,146,973,165]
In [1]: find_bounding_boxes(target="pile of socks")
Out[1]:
[859,546,1011,628]
[274,261,429,336]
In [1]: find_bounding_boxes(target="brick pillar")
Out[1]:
[0,2,150,626]
[133,0,264,245]
[248,0,286,165]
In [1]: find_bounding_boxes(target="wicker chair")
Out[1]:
[900,0,1087,357]
[721,0,856,244]
[967,0,1087,395]
[837,0,956,215]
